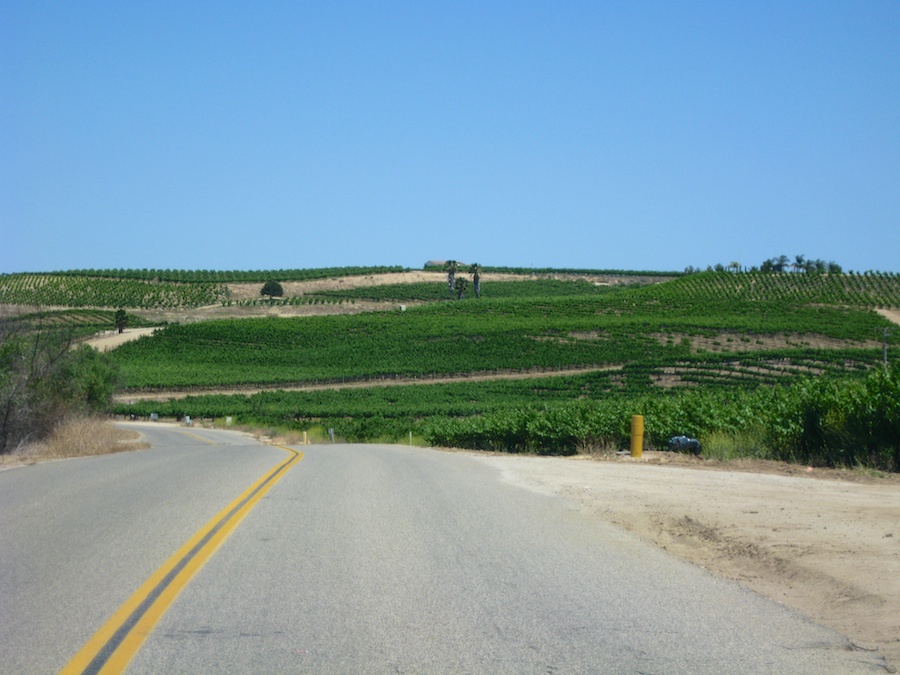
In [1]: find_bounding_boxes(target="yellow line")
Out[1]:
[61,445,302,675]
[177,430,218,444]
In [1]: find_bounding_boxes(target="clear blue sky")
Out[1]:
[3,1,898,273]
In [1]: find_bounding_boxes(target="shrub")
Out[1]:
[764,365,900,470]
[261,280,284,299]
[700,428,771,461]
[0,320,119,454]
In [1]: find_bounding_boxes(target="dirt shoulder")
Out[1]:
[471,451,900,671]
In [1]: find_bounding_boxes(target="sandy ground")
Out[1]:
[471,451,900,671]
[877,308,900,326]
[82,327,158,352]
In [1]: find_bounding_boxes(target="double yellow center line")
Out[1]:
[61,445,303,675]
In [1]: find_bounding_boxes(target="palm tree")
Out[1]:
[776,255,790,273]
[444,260,458,297]
[470,262,482,297]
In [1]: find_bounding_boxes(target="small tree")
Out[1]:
[115,309,128,334]
[454,277,468,300]
[261,280,284,300]
[1,316,118,454]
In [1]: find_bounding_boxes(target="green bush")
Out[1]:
[1,327,119,454]
[763,365,899,470]
[700,428,771,461]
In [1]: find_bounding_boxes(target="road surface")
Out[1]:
[0,425,888,673]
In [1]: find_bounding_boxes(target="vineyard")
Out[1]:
[107,290,889,390]
[46,265,408,283]
[115,361,900,470]
[5,267,899,309]
[0,274,227,309]
[0,266,409,308]
[630,270,900,308]
[4,266,899,469]
[2,309,152,335]
[429,264,682,277]
[313,279,620,302]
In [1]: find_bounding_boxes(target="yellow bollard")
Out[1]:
[302,430,308,446]
[630,415,644,458]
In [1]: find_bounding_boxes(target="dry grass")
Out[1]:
[576,437,623,456]
[3,416,149,467]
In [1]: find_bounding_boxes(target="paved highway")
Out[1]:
[0,425,887,673]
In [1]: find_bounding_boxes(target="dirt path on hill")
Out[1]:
[877,308,900,326]
[112,365,624,403]
[82,327,158,352]
[470,451,900,671]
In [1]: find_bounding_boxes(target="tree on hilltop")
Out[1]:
[261,280,284,300]
[776,255,790,273]
[760,255,842,275]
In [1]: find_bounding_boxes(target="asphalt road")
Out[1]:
[0,425,887,673]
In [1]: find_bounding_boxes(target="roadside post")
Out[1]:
[631,415,644,458]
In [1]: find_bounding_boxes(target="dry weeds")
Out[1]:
[0,416,148,469]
